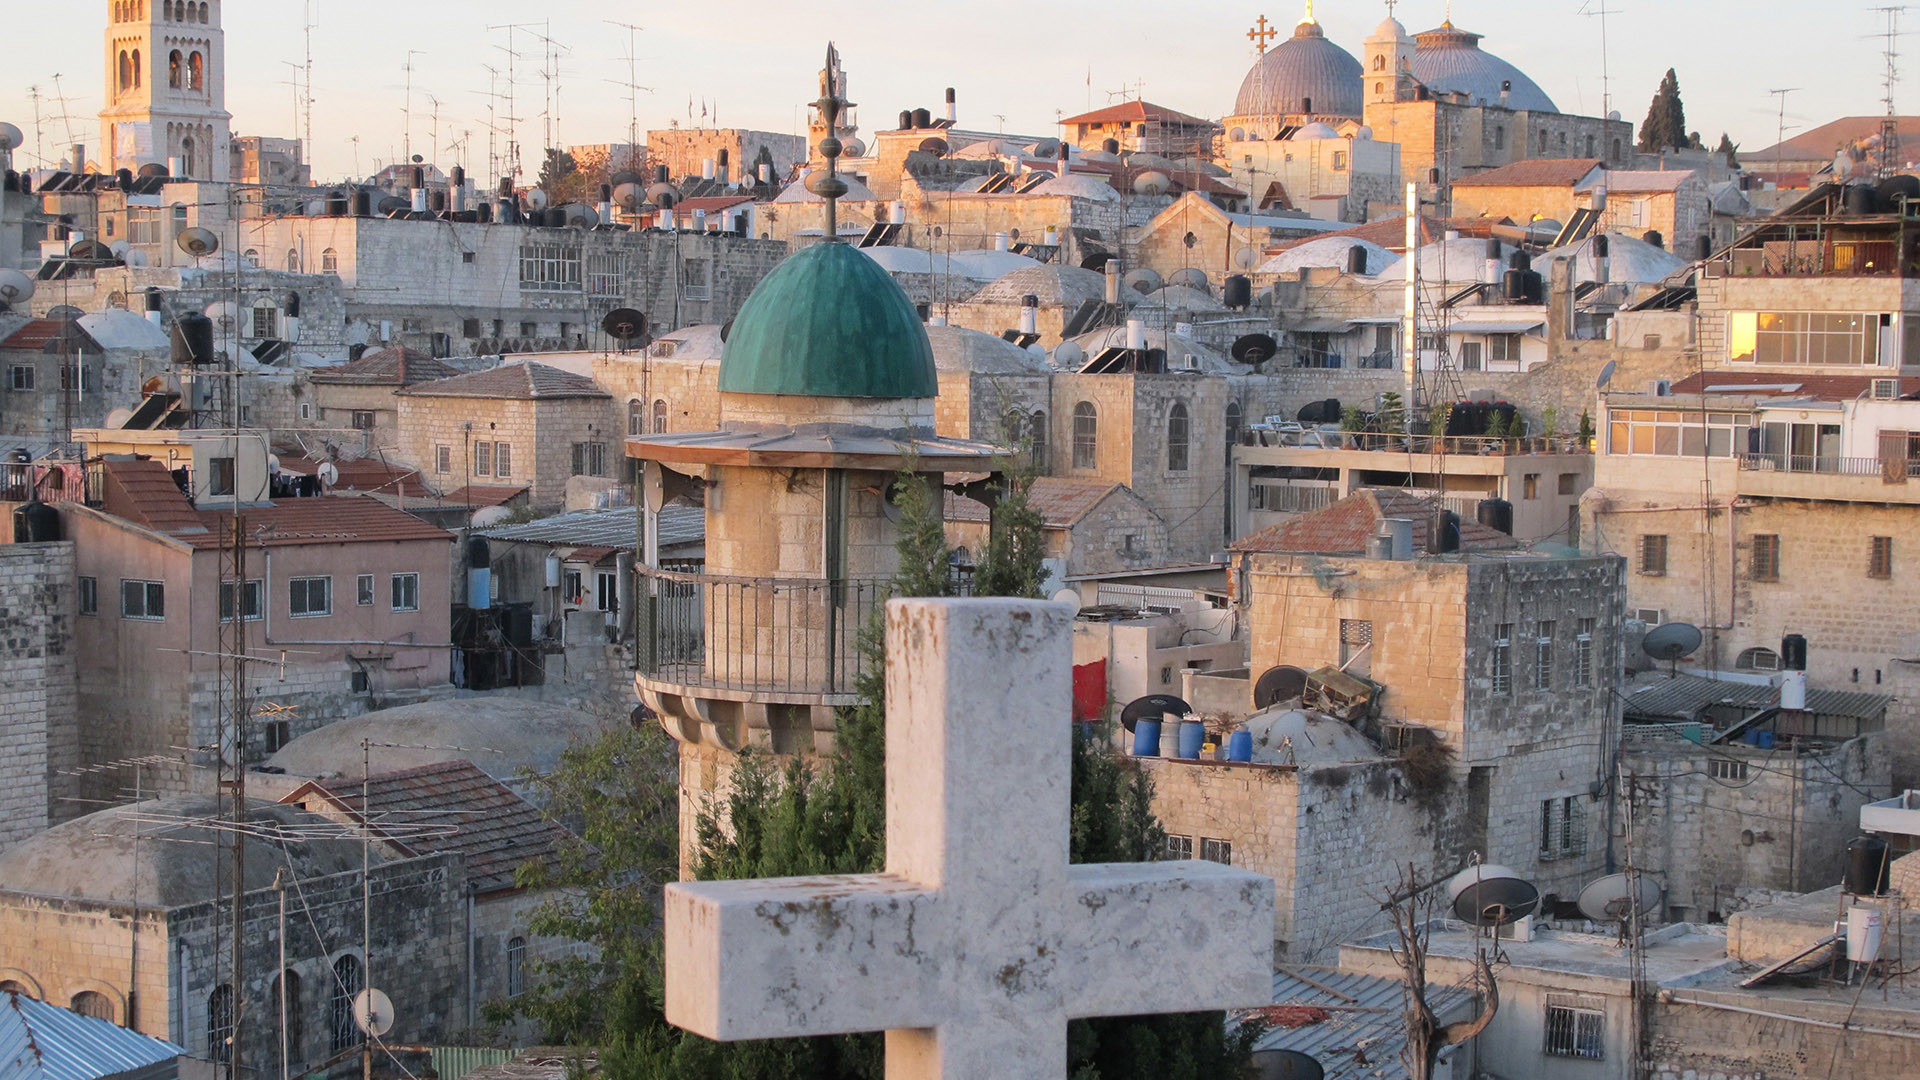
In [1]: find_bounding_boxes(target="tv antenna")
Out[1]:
[1768,88,1802,181]
[604,21,655,155]
[402,49,426,166]
[1873,6,1909,176]
[487,23,541,181]
[1578,2,1621,121]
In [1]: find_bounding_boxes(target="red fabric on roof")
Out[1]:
[99,458,453,548]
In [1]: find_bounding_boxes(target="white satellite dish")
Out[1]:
[525,187,551,211]
[1050,588,1082,612]
[177,226,220,258]
[0,123,22,152]
[266,454,282,477]
[316,461,340,486]
[351,988,395,1037]
[1576,873,1662,923]
[1234,246,1260,271]
[0,269,35,305]
[105,407,135,429]
[110,240,131,258]
[1054,341,1086,369]
[125,249,149,268]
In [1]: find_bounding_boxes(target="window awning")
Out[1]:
[1349,315,1404,325]
[1446,319,1545,335]
[1289,319,1355,333]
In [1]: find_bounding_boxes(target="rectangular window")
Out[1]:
[356,574,374,606]
[120,579,164,620]
[57,363,97,392]
[1200,838,1233,865]
[586,249,627,299]
[462,318,482,339]
[1523,473,1540,500]
[1487,334,1521,364]
[1639,534,1668,576]
[391,573,419,612]
[127,207,163,245]
[474,441,492,477]
[1710,758,1750,781]
[9,365,34,391]
[571,441,607,477]
[1871,536,1894,579]
[1605,409,1750,459]
[289,576,332,617]
[683,258,713,300]
[78,576,97,616]
[1533,621,1555,690]
[563,569,584,605]
[251,305,277,339]
[1339,618,1373,677]
[1165,835,1194,860]
[264,719,292,753]
[208,456,235,497]
[494,442,511,478]
[1544,994,1606,1060]
[1576,618,1595,688]
[520,321,537,339]
[1558,472,1578,495]
[350,411,375,431]
[595,571,617,612]
[1491,623,1513,694]
[1457,341,1483,371]
[518,241,583,292]
[1751,534,1780,582]
[1540,796,1586,860]
[435,445,451,474]
[1729,311,1883,366]
[218,579,264,622]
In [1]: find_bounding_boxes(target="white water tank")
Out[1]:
[1848,905,1885,962]
[1781,669,1807,710]
[545,554,562,589]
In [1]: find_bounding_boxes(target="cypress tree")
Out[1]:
[1636,69,1689,153]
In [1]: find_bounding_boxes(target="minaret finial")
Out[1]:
[1303,0,1316,24]
[808,41,852,241]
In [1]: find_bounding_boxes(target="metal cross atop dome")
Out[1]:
[810,41,854,242]
[1248,14,1278,52]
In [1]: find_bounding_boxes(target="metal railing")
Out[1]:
[1242,429,1590,456]
[635,566,892,698]
[1738,453,1920,479]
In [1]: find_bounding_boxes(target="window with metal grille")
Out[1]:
[121,579,164,619]
[127,208,162,245]
[289,576,331,617]
[1639,534,1668,576]
[207,985,234,1063]
[628,400,645,436]
[1736,646,1779,672]
[1072,402,1098,470]
[391,573,419,611]
[218,579,263,622]
[653,399,669,435]
[329,955,362,1053]
[9,365,34,391]
[683,258,713,300]
[474,441,492,477]
[1491,623,1513,694]
[1540,796,1586,861]
[507,936,527,997]
[1750,534,1780,582]
[1200,838,1232,864]
[69,991,113,1022]
[1543,994,1606,1059]
[1340,619,1374,675]
[1575,618,1595,687]
[519,241,582,292]
[1534,621,1555,690]
[571,441,608,477]
[586,249,626,298]
[1710,758,1750,781]
[322,248,339,274]
[251,303,277,339]
[1871,535,1894,579]
[1029,410,1048,470]
[1165,835,1193,860]
[435,445,451,473]
[1167,402,1190,472]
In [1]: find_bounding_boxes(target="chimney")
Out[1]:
[450,165,467,212]
[1019,294,1038,336]
[1104,260,1121,304]
[70,144,85,173]
[1126,318,1147,352]
[946,87,957,125]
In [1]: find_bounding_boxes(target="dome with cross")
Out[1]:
[1233,5,1364,121]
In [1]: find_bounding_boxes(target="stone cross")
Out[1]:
[665,599,1274,1080]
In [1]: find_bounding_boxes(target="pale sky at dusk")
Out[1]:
[0,1,1904,181]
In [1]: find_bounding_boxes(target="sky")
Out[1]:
[0,0,1904,181]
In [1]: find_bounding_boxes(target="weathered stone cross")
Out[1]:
[666,598,1274,1079]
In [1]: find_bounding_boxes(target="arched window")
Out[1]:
[163,0,172,19]
[70,991,114,1021]
[272,970,302,1063]
[207,985,234,1063]
[329,955,362,1054]
[1586,135,1596,156]
[181,136,196,177]
[321,248,337,274]
[652,399,668,435]
[506,936,527,997]
[1537,130,1547,154]
[1373,55,1385,72]
[0,981,31,998]
[1226,401,1243,447]
[1029,409,1048,471]
[250,298,278,339]
[1167,402,1190,472]
[131,50,141,88]
[285,248,301,273]
[188,52,204,92]
[172,203,188,229]
[169,50,183,88]
[199,2,208,22]
[1071,402,1097,470]
[119,51,132,93]
[242,248,259,268]
[1736,646,1781,672]
[627,399,644,436]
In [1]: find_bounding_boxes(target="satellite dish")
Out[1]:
[1577,873,1662,923]
[645,182,678,207]
[1595,359,1617,391]
[1121,267,1163,295]
[68,239,110,261]
[1231,333,1279,366]
[109,240,131,258]
[351,988,395,1037]
[1118,694,1190,735]
[718,318,734,343]
[601,308,647,341]
[1249,1049,1325,1080]
[1447,863,1540,927]
[1234,246,1261,270]
[560,203,598,228]
[1050,587,1081,611]
[612,182,645,210]
[46,305,84,320]
[1642,621,1702,662]
[316,462,340,486]
[843,137,867,157]
[105,407,135,429]
[177,226,220,258]
[918,137,949,157]
[609,169,643,188]
[125,249,149,268]
[525,187,551,210]
[1132,170,1171,196]
[1053,341,1086,368]
[266,454,282,477]
[376,195,408,215]
[1168,268,1211,293]
[0,269,35,305]
[0,123,22,151]
[1253,665,1311,710]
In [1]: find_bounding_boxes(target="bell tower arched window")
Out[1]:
[1167,402,1190,472]
[169,50,183,88]
[188,51,204,92]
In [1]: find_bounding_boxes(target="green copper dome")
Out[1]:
[718,242,938,399]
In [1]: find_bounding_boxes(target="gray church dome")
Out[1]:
[1233,17,1363,119]
[1412,23,1558,113]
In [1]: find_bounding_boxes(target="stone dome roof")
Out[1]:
[264,698,610,791]
[1233,18,1363,119]
[719,241,937,399]
[1257,236,1399,277]
[968,264,1109,307]
[927,325,1052,375]
[1412,23,1557,113]
[1290,122,1340,141]
[1536,232,1688,285]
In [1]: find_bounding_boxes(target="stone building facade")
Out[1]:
[395,362,616,510]
[0,541,78,853]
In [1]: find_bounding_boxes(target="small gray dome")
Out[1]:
[1412,23,1557,113]
[1234,19,1363,119]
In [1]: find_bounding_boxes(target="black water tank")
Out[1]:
[1102,138,1120,155]
[1593,234,1610,259]
[1781,633,1808,672]
[1503,268,1527,301]
[655,164,670,183]
[1878,174,1920,209]
[351,189,371,216]
[1509,250,1532,273]
[284,292,301,318]
[1223,274,1252,310]
[466,536,491,570]
[1476,497,1514,536]
[144,288,163,313]
[429,189,447,212]
[1346,244,1369,274]
[1426,509,1461,554]
[912,108,933,129]
[1301,97,1313,114]
[170,312,215,366]
[475,203,493,223]
[1845,184,1878,216]
[1844,835,1891,896]
[1643,229,1664,250]
[348,343,369,362]
[1697,234,1712,260]
[13,501,59,543]
[325,191,348,216]
[116,167,134,189]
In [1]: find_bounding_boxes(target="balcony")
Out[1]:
[634,566,890,706]
[1736,452,1920,502]
[1241,426,1590,457]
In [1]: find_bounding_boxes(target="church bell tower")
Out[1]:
[1363,14,1416,106]
[100,0,232,180]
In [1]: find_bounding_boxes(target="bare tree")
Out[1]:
[1383,863,1500,1080]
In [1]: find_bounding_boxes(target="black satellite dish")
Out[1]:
[1595,358,1617,391]
[601,308,647,341]
[719,318,735,344]
[1253,665,1310,710]
[375,195,408,215]
[917,137,949,157]
[45,304,85,320]
[1447,864,1540,927]
[1118,694,1190,734]
[1249,1049,1324,1080]
[1642,621,1703,662]
[1232,333,1279,367]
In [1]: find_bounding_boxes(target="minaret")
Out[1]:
[1364,11,1417,106]
[99,0,232,179]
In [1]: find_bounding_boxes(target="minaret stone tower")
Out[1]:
[100,0,232,179]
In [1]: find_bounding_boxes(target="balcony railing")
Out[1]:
[635,566,893,700]
[1242,428,1590,456]
[1738,453,1920,480]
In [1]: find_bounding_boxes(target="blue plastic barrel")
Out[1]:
[1178,720,1206,759]
[1227,729,1254,762]
[1133,719,1162,756]
[1756,730,1776,750]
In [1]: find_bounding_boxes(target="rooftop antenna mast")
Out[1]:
[604,21,654,156]
[1579,2,1621,121]
[300,0,315,155]
[486,24,541,182]
[1875,6,1908,177]
[1769,87,1801,183]
[401,50,426,167]
[48,75,80,160]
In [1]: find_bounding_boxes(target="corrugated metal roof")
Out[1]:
[1622,673,1892,721]
[477,505,704,552]
[0,992,183,1080]
[1246,967,1471,1080]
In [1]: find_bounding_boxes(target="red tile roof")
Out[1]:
[0,318,99,354]
[945,477,1125,528]
[275,450,432,497]
[310,760,569,895]
[99,458,454,548]
[307,347,462,386]
[1666,370,1912,401]
[1060,101,1214,128]
[1266,212,1441,255]
[1452,158,1604,189]
[1747,115,1920,163]
[442,484,529,508]
[1231,488,1518,555]
[397,361,609,401]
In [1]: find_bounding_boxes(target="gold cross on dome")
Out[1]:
[1248,14,1278,52]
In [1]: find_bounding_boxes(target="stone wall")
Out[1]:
[1648,995,1920,1079]
[396,393,619,509]
[0,541,78,851]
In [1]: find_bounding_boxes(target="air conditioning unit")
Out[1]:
[1633,608,1665,626]
[1650,379,1673,396]
[1495,914,1535,942]
[1182,353,1199,371]
[1873,377,1900,400]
